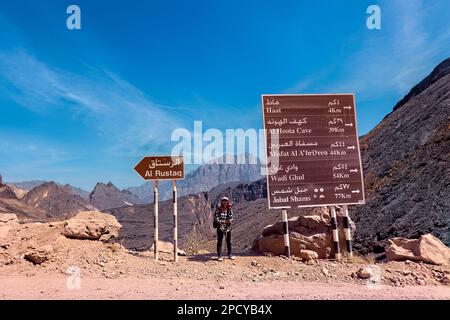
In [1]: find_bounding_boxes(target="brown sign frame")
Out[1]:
[262,93,365,209]
[134,156,185,181]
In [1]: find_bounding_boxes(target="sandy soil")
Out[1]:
[1,274,449,300]
[0,253,449,300]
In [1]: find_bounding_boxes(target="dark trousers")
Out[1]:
[217,228,232,257]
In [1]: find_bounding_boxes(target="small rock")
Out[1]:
[219,285,225,290]
[356,267,372,279]
[321,267,329,276]
[306,259,316,265]
[417,279,426,286]
[24,245,54,265]
[442,274,450,284]
[300,250,319,262]
[402,270,412,276]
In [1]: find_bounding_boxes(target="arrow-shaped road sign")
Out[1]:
[134,156,185,181]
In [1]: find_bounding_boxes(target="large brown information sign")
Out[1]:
[134,156,184,180]
[262,94,365,209]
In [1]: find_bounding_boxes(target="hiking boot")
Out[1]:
[228,255,236,260]
[217,256,224,261]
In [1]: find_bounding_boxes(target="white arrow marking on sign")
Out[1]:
[350,169,358,173]
[351,190,361,194]
[344,106,352,110]
[347,146,356,150]
[345,123,354,127]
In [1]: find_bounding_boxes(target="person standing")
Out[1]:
[214,196,235,261]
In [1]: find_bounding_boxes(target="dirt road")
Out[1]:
[0,275,449,300]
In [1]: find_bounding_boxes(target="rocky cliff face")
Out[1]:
[90,182,141,211]
[208,179,267,207]
[353,57,450,252]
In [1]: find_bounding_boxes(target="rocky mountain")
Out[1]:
[8,180,47,191]
[0,184,18,200]
[63,185,90,199]
[0,176,46,220]
[352,57,450,252]
[90,182,142,211]
[7,185,28,199]
[127,154,263,202]
[0,197,48,221]
[21,182,96,219]
[8,180,90,199]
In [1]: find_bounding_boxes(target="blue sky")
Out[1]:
[0,0,449,190]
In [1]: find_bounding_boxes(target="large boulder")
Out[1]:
[63,211,122,242]
[385,234,450,265]
[254,212,355,259]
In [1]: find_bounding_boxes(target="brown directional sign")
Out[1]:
[134,156,184,180]
[262,94,365,209]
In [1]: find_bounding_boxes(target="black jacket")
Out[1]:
[214,206,233,231]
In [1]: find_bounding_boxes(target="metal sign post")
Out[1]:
[342,205,353,257]
[173,180,178,263]
[134,156,184,262]
[153,180,159,261]
[281,209,291,258]
[330,206,341,260]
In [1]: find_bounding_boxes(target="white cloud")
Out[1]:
[290,0,450,101]
[0,50,184,156]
